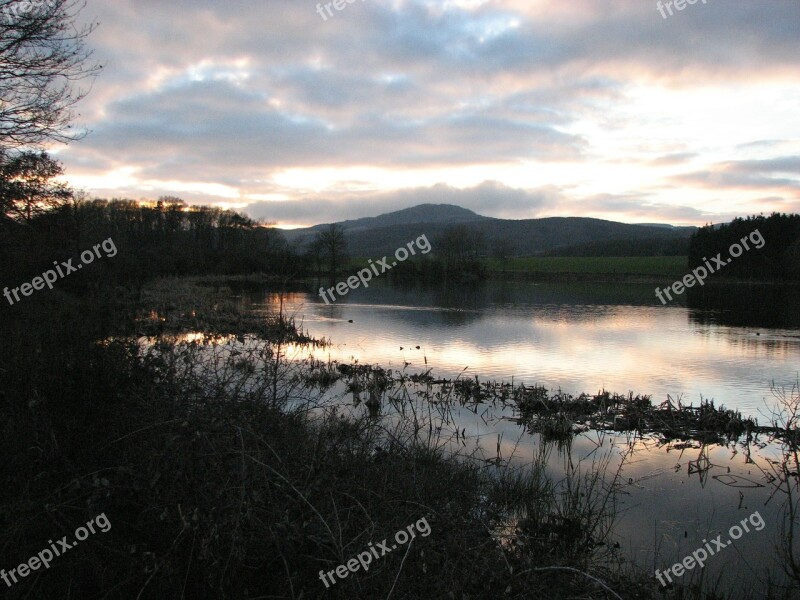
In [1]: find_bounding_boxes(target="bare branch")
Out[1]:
[0,0,101,149]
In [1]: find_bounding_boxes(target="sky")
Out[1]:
[53,0,800,229]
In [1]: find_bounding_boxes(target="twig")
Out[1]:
[98,419,183,450]
[385,539,413,600]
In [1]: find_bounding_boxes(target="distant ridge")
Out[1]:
[279,204,695,257]
[636,223,686,229]
[304,203,486,234]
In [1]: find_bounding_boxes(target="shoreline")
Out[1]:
[487,270,800,284]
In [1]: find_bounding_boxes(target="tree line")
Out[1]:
[306,222,488,283]
[1,190,297,289]
[0,159,487,290]
[688,213,800,281]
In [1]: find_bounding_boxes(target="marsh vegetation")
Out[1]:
[2,278,797,599]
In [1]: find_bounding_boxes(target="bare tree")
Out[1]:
[314,224,348,278]
[0,0,101,149]
[306,235,324,278]
[437,224,485,269]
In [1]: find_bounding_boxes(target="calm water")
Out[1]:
[249,280,800,419]
[239,279,800,595]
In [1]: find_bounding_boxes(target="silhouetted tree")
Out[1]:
[786,238,800,280]
[0,150,72,223]
[688,213,800,280]
[314,224,348,278]
[491,237,515,261]
[306,236,325,279]
[438,225,485,268]
[433,225,487,281]
[0,196,299,284]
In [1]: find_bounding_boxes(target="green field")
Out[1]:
[342,255,689,280]
[489,256,688,277]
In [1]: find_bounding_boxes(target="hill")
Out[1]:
[279,204,695,258]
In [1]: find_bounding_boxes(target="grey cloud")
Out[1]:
[673,156,800,190]
[650,153,697,166]
[736,140,792,151]
[64,75,583,181]
[269,67,418,111]
[728,157,800,175]
[575,193,723,223]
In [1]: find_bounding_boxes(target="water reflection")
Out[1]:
[230,279,800,594]
[240,281,800,420]
[688,282,800,329]
[310,365,797,597]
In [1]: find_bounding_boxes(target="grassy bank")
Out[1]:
[486,256,688,280]
[337,255,688,284]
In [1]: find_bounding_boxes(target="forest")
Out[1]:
[688,214,800,280]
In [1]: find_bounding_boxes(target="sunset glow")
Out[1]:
[55,0,799,227]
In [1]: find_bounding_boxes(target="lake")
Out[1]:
[247,280,800,419]
[237,279,800,596]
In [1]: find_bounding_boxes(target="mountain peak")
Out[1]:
[339,203,485,231]
[279,204,695,259]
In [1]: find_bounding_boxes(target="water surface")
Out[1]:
[238,279,800,596]
[249,281,800,419]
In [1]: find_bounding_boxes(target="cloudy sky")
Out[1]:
[54,0,800,228]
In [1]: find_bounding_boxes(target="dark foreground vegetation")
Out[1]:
[0,283,633,599]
